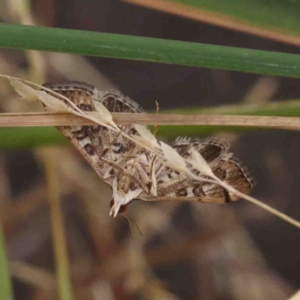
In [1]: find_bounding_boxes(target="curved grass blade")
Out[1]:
[1,24,300,78]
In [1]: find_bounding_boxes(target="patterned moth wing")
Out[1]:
[140,137,253,203]
[42,81,253,216]
[42,82,144,184]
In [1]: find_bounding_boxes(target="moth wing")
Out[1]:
[43,82,143,185]
[140,138,253,203]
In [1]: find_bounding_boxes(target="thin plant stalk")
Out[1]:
[0,222,13,300]
[4,76,300,228]
[42,149,73,300]
[1,112,300,130]
[123,0,300,47]
[214,177,300,229]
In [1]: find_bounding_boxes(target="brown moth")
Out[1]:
[43,82,253,217]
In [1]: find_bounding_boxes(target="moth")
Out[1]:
[43,82,253,217]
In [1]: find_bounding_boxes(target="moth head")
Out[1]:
[109,198,128,218]
[109,189,128,217]
[109,178,142,217]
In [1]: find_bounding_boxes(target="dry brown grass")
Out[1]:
[1,112,300,130]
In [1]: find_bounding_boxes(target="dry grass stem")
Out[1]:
[9,261,56,292]
[4,77,300,228]
[123,0,300,47]
[41,149,73,300]
[288,290,300,300]
[1,112,300,130]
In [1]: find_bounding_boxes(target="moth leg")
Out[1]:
[100,157,149,194]
[100,130,123,157]
[133,157,157,196]
[150,158,157,196]
[132,161,153,193]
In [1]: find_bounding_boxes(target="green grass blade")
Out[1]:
[1,24,300,78]
[0,223,13,300]
[0,127,66,150]
[1,99,300,149]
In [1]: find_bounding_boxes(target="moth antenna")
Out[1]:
[121,214,143,237]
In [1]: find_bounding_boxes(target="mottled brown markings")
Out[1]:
[115,101,123,112]
[213,167,227,181]
[101,92,143,114]
[130,182,138,191]
[223,189,231,203]
[130,128,137,135]
[200,144,223,162]
[173,144,190,156]
[78,103,93,111]
[167,170,180,179]
[43,81,94,94]
[44,81,253,214]
[102,97,125,113]
[192,185,203,197]
[229,158,254,189]
[146,182,152,191]
[92,126,101,133]
[182,152,190,158]
[215,160,253,200]
[113,147,124,154]
[192,169,201,176]
[72,126,88,140]
[176,188,188,197]
[84,144,95,155]
[112,143,124,154]
[101,148,109,156]
[150,141,253,204]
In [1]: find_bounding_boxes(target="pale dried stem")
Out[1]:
[288,290,300,300]
[9,261,56,292]
[1,112,300,130]
[187,168,300,228]
[3,75,300,228]
[213,177,300,229]
[41,149,73,300]
[123,0,300,47]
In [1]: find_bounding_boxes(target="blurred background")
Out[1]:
[0,0,299,299]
